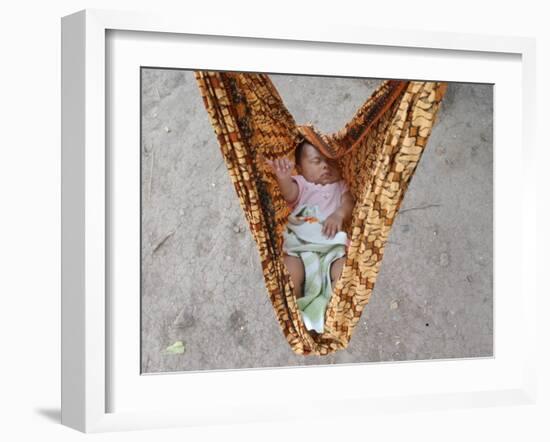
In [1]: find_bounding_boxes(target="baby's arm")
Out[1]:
[322,191,355,238]
[336,191,355,223]
[263,157,299,203]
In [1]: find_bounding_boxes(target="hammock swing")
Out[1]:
[194,71,448,356]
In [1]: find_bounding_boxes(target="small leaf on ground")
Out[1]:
[164,341,185,355]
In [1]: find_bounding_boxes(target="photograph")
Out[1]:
[140,69,493,373]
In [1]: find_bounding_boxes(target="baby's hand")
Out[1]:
[264,157,295,181]
[322,210,344,239]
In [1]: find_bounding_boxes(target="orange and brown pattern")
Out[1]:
[194,71,447,355]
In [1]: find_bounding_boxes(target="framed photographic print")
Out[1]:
[61,8,537,433]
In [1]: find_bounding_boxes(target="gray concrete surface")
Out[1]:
[140,69,493,373]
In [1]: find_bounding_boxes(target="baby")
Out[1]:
[265,140,355,300]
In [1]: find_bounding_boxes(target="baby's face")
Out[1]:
[297,142,342,185]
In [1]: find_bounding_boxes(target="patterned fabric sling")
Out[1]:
[194,71,447,355]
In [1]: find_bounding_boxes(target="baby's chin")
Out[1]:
[313,176,340,185]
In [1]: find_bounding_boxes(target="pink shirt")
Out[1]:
[287,174,349,219]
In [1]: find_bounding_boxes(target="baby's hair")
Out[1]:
[294,140,307,167]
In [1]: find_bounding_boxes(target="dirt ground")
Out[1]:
[140,69,493,373]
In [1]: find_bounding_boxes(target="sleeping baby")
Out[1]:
[264,140,355,332]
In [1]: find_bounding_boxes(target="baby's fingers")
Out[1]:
[330,222,340,238]
[282,158,292,171]
[275,159,286,171]
[323,221,333,238]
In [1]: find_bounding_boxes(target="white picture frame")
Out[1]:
[61,8,537,433]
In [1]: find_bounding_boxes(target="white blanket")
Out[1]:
[283,205,347,333]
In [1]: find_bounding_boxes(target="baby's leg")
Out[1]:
[283,254,305,298]
[330,256,346,284]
